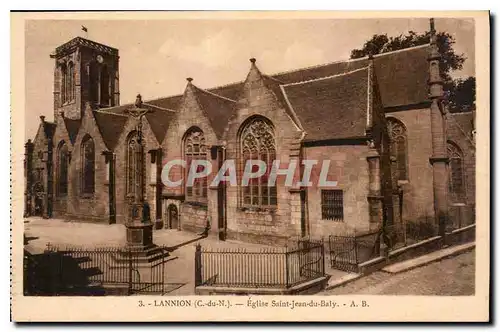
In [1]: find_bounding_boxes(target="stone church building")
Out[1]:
[24,21,476,245]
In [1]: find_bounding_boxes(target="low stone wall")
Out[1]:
[195,276,329,295]
[446,224,476,246]
[354,224,476,275]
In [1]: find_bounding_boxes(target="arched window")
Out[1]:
[447,141,465,202]
[100,65,110,106]
[89,63,99,105]
[61,64,67,104]
[68,62,74,101]
[387,118,408,181]
[126,131,141,196]
[184,128,207,203]
[239,116,277,207]
[81,135,95,195]
[57,141,69,196]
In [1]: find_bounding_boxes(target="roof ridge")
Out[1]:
[194,85,237,103]
[271,43,430,78]
[143,102,177,113]
[263,74,285,84]
[281,66,370,88]
[93,110,128,117]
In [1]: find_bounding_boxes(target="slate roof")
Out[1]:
[93,111,128,150]
[450,112,474,136]
[192,85,238,139]
[273,44,430,109]
[63,118,81,145]
[88,44,431,143]
[43,121,57,139]
[281,67,370,141]
[144,109,176,144]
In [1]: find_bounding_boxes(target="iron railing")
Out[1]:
[24,244,168,296]
[194,239,325,289]
[328,231,380,272]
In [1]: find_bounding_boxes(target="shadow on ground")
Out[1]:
[24,249,108,296]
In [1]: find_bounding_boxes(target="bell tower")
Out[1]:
[51,37,120,120]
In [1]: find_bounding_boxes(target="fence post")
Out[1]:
[321,238,325,275]
[285,250,289,288]
[194,244,202,287]
[127,249,133,295]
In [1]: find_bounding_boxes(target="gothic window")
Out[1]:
[81,135,95,195]
[387,118,408,181]
[61,64,67,104]
[184,128,207,203]
[239,116,277,208]
[100,65,110,106]
[56,141,69,196]
[68,62,75,102]
[321,190,344,221]
[126,131,141,196]
[89,63,99,105]
[448,141,465,202]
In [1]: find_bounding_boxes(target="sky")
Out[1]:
[24,17,475,140]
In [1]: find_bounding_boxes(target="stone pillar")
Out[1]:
[366,143,383,256]
[428,19,449,238]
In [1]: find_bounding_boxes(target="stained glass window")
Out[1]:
[387,118,408,181]
[239,117,277,207]
[57,141,68,196]
[184,128,207,203]
[81,135,95,195]
[448,141,465,202]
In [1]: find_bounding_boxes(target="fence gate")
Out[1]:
[328,235,358,272]
[297,239,324,278]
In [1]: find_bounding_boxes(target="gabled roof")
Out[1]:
[145,109,176,144]
[192,85,238,139]
[95,102,177,147]
[63,118,81,145]
[91,44,431,143]
[273,44,430,109]
[42,121,56,140]
[93,111,128,150]
[280,67,370,142]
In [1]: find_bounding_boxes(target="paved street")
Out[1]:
[322,250,475,296]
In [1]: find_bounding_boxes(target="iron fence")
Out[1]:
[386,220,438,251]
[328,231,380,272]
[25,244,168,296]
[194,239,325,289]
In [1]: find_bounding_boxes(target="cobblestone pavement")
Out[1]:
[321,250,475,296]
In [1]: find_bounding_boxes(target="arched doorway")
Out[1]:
[32,182,44,217]
[166,204,179,230]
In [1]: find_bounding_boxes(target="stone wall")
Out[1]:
[51,113,72,218]
[304,144,371,237]
[222,65,303,245]
[385,108,435,225]
[161,83,219,234]
[65,108,109,222]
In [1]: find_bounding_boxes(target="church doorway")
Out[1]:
[166,204,179,230]
[32,182,44,217]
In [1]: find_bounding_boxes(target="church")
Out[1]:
[24,20,476,245]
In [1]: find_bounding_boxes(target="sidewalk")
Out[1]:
[382,242,476,274]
